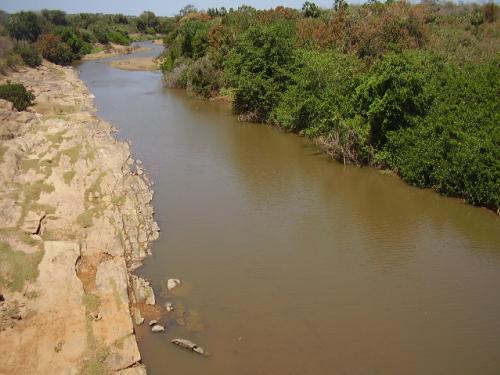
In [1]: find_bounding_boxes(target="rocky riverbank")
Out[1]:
[0,61,159,374]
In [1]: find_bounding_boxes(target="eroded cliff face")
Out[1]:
[0,62,159,375]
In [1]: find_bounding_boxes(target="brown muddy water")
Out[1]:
[79,42,500,375]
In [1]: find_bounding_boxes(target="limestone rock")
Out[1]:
[104,334,141,371]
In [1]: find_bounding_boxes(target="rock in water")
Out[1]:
[151,325,165,333]
[167,278,181,291]
[148,320,157,326]
[171,338,206,356]
[165,302,174,312]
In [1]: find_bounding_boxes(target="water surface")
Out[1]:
[79,42,500,375]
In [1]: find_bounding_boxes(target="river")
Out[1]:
[78,42,500,375]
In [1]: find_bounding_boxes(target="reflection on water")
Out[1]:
[79,42,500,375]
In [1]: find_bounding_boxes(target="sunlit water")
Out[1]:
[78,42,500,375]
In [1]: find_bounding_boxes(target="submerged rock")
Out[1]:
[151,324,165,332]
[167,278,181,291]
[171,338,206,355]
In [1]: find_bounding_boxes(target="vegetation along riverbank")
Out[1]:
[160,2,500,213]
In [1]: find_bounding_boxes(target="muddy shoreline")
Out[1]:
[0,61,159,374]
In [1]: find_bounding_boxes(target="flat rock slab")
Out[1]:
[0,241,87,374]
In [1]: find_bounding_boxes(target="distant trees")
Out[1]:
[137,11,159,34]
[302,2,320,18]
[7,11,41,42]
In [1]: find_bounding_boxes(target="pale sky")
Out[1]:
[0,0,341,16]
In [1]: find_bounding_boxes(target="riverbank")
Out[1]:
[0,61,159,374]
[109,56,159,71]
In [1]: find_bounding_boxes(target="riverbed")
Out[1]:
[78,42,500,375]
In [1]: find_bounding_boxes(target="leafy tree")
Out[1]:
[137,11,159,34]
[226,22,297,121]
[302,2,320,18]
[7,11,42,42]
[41,9,68,26]
[355,52,434,146]
[179,5,198,17]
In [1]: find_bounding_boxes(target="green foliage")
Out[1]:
[226,21,297,121]
[302,2,321,18]
[383,58,500,209]
[41,9,68,26]
[0,83,35,111]
[187,54,221,98]
[14,40,41,67]
[355,52,435,146]
[7,11,42,42]
[54,26,92,58]
[137,11,160,34]
[36,33,74,64]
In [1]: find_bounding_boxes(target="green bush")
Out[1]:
[14,41,41,67]
[187,54,221,97]
[226,21,297,121]
[0,83,35,111]
[106,28,131,45]
[383,58,500,209]
[355,52,436,146]
[36,33,74,65]
[54,26,91,58]
[7,11,41,42]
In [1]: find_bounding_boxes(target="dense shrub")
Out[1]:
[14,41,42,67]
[384,59,500,208]
[272,49,370,163]
[187,54,221,97]
[54,26,92,58]
[226,21,296,121]
[36,33,74,64]
[355,52,436,146]
[0,83,35,111]
[7,11,41,42]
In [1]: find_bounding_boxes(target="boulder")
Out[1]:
[166,278,181,291]
[151,324,165,333]
[164,302,174,312]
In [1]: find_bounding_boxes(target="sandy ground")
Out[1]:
[109,56,159,71]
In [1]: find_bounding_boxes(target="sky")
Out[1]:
[0,0,340,16]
